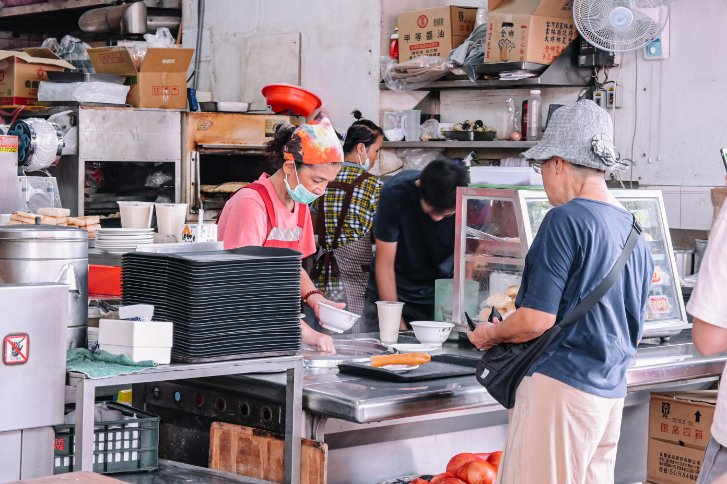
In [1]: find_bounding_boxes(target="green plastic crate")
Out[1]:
[53,402,159,474]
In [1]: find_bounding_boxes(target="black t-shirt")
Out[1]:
[368,171,456,304]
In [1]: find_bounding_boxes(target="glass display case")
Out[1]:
[452,187,688,340]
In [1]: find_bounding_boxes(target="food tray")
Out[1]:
[442,130,474,141]
[53,402,159,475]
[473,130,497,141]
[337,354,479,382]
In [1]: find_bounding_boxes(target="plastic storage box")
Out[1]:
[99,319,173,364]
[53,402,159,474]
[469,166,543,186]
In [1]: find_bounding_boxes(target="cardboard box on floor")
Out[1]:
[397,6,477,63]
[88,47,193,109]
[0,48,74,105]
[485,0,578,65]
[647,392,718,484]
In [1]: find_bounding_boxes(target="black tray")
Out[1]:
[337,354,479,382]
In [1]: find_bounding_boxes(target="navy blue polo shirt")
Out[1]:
[367,171,456,304]
[518,198,654,398]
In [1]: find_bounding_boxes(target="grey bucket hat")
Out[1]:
[523,99,629,173]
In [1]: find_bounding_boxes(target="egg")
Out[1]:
[510,130,523,141]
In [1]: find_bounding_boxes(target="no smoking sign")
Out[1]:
[4,334,29,365]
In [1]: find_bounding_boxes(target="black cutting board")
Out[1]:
[337,354,479,382]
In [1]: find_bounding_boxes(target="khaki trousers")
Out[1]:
[496,373,625,484]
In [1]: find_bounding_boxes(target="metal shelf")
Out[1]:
[381,43,592,92]
[0,0,115,18]
[383,141,537,149]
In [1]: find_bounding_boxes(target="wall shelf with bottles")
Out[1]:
[383,141,537,149]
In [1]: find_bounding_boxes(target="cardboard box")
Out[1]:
[647,392,718,484]
[485,0,579,65]
[88,47,194,109]
[397,6,477,62]
[0,48,74,105]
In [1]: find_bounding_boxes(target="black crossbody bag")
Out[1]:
[475,216,642,409]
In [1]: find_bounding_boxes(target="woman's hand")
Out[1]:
[308,293,346,319]
[310,331,336,353]
[467,318,500,350]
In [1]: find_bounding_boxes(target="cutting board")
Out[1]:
[337,354,479,382]
[209,422,327,484]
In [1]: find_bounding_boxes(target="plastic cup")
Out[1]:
[0,214,10,225]
[117,201,154,229]
[376,301,404,344]
[155,203,188,242]
[496,112,513,140]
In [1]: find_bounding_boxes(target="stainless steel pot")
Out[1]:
[673,249,695,279]
[695,239,708,273]
[0,225,88,348]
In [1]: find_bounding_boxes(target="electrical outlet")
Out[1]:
[593,89,607,109]
[606,85,622,109]
[645,20,670,60]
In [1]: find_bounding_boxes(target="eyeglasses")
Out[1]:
[531,159,550,174]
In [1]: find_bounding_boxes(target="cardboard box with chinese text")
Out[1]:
[397,6,477,63]
[0,49,74,105]
[485,0,578,65]
[88,47,193,109]
[648,392,717,484]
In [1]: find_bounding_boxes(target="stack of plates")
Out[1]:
[121,247,302,362]
[96,228,154,254]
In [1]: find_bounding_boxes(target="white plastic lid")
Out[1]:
[530,89,541,94]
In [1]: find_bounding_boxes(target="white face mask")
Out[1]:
[356,145,371,171]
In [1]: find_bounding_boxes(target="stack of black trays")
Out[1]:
[121,247,302,363]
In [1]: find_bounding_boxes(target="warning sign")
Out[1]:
[4,334,29,365]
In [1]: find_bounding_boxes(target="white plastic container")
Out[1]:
[117,201,154,229]
[318,303,360,333]
[376,301,404,344]
[155,203,188,243]
[526,89,542,141]
[469,166,543,186]
[98,318,173,364]
[410,321,455,346]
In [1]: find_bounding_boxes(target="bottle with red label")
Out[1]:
[389,26,399,61]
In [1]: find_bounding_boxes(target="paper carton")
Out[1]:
[485,0,578,65]
[397,6,477,63]
[647,392,717,484]
[88,46,194,109]
[0,48,74,105]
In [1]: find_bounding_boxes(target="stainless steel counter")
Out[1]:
[238,330,725,424]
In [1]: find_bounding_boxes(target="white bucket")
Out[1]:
[155,203,188,243]
[117,201,154,229]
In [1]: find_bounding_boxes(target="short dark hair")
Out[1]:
[342,110,384,154]
[265,122,297,170]
[419,158,470,212]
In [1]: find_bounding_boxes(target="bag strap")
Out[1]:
[558,215,642,329]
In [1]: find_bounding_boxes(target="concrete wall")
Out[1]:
[182,0,382,130]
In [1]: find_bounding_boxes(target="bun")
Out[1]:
[351,109,363,121]
[504,285,520,298]
[486,294,512,309]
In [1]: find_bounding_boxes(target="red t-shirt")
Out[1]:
[217,174,316,257]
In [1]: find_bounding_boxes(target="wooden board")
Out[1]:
[239,32,301,110]
[209,422,327,484]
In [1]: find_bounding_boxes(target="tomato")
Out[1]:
[486,451,503,467]
[445,453,482,475]
[410,478,429,484]
[456,460,498,484]
[430,473,457,484]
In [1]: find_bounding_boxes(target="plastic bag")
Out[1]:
[380,56,453,92]
[38,81,129,104]
[57,35,93,73]
[396,148,445,171]
[145,171,173,188]
[41,37,60,53]
[448,23,488,82]
[144,28,175,48]
[420,119,440,141]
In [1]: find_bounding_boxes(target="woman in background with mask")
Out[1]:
[311,110,384,319]
[218,115,345,353]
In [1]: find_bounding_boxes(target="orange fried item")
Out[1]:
[370,353,431,368]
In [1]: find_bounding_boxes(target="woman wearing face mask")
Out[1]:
[218,115,345,353]
[311,110,384,319]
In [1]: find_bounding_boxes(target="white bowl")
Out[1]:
[318,303,360,333]
[410,321,454,346]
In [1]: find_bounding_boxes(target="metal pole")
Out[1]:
[284,359,303,484]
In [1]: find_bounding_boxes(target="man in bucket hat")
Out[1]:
[468,100,654,484]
